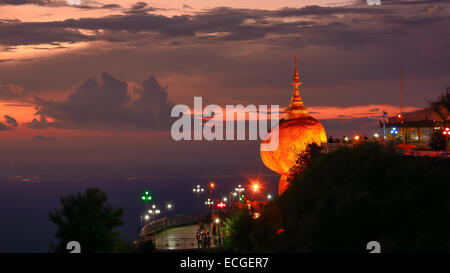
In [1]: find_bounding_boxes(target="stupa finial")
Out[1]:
[284,56,309,120]
[293,56,300,83]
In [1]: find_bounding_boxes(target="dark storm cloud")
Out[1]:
[0,0,122,9]
[2,3,444,47]
[25,73,173,130]
[0,0,53,5]
[0,115,18,130]
[0,21,94,46]
[4,115,18,126]
[0,1,448,110]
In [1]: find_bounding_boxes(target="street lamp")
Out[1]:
[267,194,273,200]
[140,190,153,212]
[165,203,172,217]
[205,198,214,206]
[390,127,399,136]
[209,182,215,217]
[193,185,204,212]
[252,183,260,192]
[239,194,245,202]
[235,184,244,202]
[147,208,161,221]
[214,218,222,246]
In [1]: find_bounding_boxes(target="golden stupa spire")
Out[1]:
[284,56,309,120]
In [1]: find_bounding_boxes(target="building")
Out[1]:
[381,105,449,149]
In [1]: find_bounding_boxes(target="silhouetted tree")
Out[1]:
[49,188,125,253]
[429,130,447,151]
[431,89,450,122]
[288,143,322,181]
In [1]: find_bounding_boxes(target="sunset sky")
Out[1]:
[0,0,449,251]
[1,0,449,180]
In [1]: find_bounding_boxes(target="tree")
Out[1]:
[431,89,450,122]
[429,129,447,151]
[288,142,322,182]
[49,188,125,253]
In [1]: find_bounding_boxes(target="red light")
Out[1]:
[398,114,402,118]
[217,202,226,208]
[210,182,215,188]
[276,228,285,235]
[354,135,360,141]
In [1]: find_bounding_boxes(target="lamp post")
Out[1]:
[165,203,172,217]
[231,192,237,208]
[148,208,161,221]
[205,198,214,206]
[234,184,244,203]
[140,190,153,212]
[382,111,388,146]
[192,185,204,212]
[215,218,223,246]
[209,182,215,217]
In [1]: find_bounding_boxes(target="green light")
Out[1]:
[141,190,152,202]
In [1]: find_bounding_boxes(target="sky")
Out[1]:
[0,0,449,252]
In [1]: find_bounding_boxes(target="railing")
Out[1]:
[321,143,354,153]
[322,142,449,158]
[152,237,198,250]
[140,213,206,236]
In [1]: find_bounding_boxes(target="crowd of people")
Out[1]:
[196,227,211,248]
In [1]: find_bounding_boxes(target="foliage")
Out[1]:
[226,143,450,252]
[431,89,450,122]
[288,142,322,182]
[133,238,156,253]
[223,209,279,252]
[49,188,125,253]
[223,210,255,252]
[429,129,447,151]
